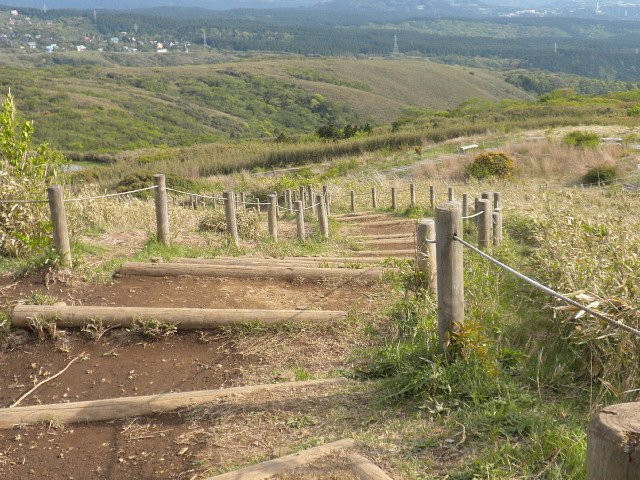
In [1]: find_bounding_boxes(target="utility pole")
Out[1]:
[202,29,207,47]
[393,34,399,55]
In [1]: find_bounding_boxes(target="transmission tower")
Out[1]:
[203,29,207,47]
[393,35,399,55]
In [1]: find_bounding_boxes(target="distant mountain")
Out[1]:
[2,0,319,10]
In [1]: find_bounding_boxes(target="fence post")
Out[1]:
[316,194,329,239]
[429,185,435,210]
[240,192,247,211]
[493,209,503,246]
[323,185,331,217]
[295,200,306,240]
[47,184,72,268]
[493,191,501,210]
[371,187,378,209]
[416,219,437,293]
[462,193,469,220]
[350,190,356,213]
[153,174,170,247]
[477,198,492,249]
[435,201,464,353]
[391,187,397,211]
[410,183,416,208]
[223,191,240,247]
[448,186,454,201]
[306,185,313,205]
[268,194,278,241]
[299,185,305,210]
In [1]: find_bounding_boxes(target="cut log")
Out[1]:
[358,238,415,246]
[348,453,395,480]
[351,234,413,240]
[587,402,640,480]
[333,212,375,218]
[348,219,415,227]
[172,257,382,268]
[0,378,345,429]
[119,262,385,282]
[350,250,414,258]
[11,305,347,329]
[335,214,387,223]
[205,438,356,480]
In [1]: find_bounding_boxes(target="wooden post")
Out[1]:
[477,198,492,249]
[350,190,356,213]
[410,183,416,208]
[462,193,469,220]
[588,403,640,480]
[429,185,435,210]
[435,201,464,353]
[295,200,305,240]
[223,191,239,247]
[391,187,397,211]
[371,187,378,209]
[493,209,502,247]
[299,185,305,210]
[212,193,219,211]
[416,219,437,293]
[153,174,170,246]
[268,194,278,241]
[306,185,313,205]
[240,192,247,211]
[190,194,196,209]
[493,191,501,210]
[316,194,329,239]
[448,186,454,201]
[47,185,72,268]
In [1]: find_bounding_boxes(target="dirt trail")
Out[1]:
[0,212,405,480]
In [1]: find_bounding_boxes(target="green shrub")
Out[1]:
[0,93,68,257]
[465,151,515,180]
[627,105,640,116]
[582,165,618,185]
[563,131,600,149]
[115,173,200,198]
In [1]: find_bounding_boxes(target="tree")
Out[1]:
[0,93,68,257]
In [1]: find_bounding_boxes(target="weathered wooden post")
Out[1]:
[391,187,397,211]
[316,194,329,239]
[350,190,356,213]
[429,185,435,210]
[47,185,72,268]
[416,219,437,293]
[493,191,501,210]
[462,193,469,220]
[295,200,305,240]
[448,186,454,202]
[493,209,502,246]
[299,185,306,210]
[153,174,170,247]
[239,192,247,211]
[435,201,464,353]
[323,185,331,217]
[371,187,378,209]
[477,198,492,249]
[410,183,416,208]
[190,194,196,209]
[212,193,220,211]
[268,194,278,241]
[588,403,640,480]
[223,191,240,247]
[306,185,313,206]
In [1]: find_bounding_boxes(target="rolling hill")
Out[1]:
[0,55,530,153]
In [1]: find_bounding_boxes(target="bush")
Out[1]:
[627,105,640,116]
[198,209,261,239]
[0,93,68,257]
[465,151,515,180]
[115,173,200,198]
[582,165,618,185]
[563,131,600,149]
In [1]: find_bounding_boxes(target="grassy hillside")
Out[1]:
[0,56,529,153]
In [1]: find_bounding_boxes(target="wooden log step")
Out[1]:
[205,438,356,480]
[172,257,381,268]
[346,219,415,227]
[120,262,385,282]
[351,233,414,240]
[335,214,388,222]
[358,238,415,246]
[11,305,347,329]
[333,212,375,218]
[348,453,395,480]
[0,378,346,430]
[350,250,414,258]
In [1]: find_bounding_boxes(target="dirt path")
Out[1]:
[0,213,409,479]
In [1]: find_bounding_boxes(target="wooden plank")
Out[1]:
[205,438,356,480]
[119,262,385,282]
[11,305,347,329]
[358,238,414,246]
[0,379,346,430]
[348,453,395,480]
[348,219,414,227]
[335,214,387,222]
[349,250,414,258]
[172,257,381,268]
[351,234,413,240]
